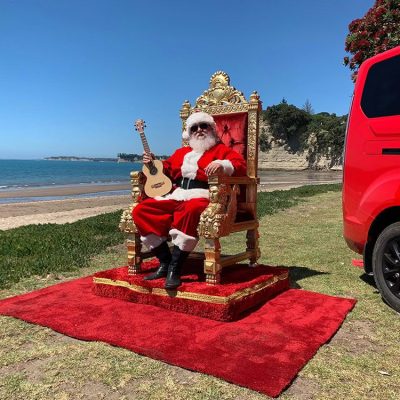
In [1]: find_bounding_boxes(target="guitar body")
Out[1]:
[142,159,173,198]
[134,119,173,198]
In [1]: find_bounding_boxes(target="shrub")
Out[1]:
[344,0,400,81]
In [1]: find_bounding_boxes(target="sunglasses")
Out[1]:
[190,123,210,133]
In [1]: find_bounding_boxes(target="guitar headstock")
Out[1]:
[134,119,146,134]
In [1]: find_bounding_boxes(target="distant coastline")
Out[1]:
[45,155,168,162]
[45,156,119,162]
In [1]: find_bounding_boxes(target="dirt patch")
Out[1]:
[284,376,320,399]
[49,331,85,345]
[0,356,55,383]
[329,319,384,355]
[57,381,121,400]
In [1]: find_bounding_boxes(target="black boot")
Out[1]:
[165,246,190,290]
[144,241,172,280]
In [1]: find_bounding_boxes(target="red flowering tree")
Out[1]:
[344,0,400,81]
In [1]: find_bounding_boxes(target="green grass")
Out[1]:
[0,211,124,288]
[257,183,341,218]
[1,186,400,399]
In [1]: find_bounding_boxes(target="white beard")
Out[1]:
[189,134,217,153]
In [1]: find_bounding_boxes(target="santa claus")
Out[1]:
[132,111,246,289]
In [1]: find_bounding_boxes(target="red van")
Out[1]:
[343,45,400,313]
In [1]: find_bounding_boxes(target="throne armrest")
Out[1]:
[198,174,252,239]
[119,171,146,233]
[207,175,260,186]
[209,175,259,215]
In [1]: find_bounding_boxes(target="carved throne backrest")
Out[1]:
[180,71,261,180]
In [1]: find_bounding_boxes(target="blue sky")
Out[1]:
[0,0,373,159]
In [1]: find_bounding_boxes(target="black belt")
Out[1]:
[176,177,209,190]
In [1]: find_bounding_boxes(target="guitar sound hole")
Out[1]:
[149,166,158,175]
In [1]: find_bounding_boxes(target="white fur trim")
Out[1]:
[140,234,167,250]
[181,150,201,179]
[184,112,216,139]
[215,159,234,176]
[155,187,209,201]
[169,228,198,252]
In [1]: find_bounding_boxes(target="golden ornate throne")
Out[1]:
[119,71,262,284]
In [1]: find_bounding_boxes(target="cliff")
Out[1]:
[258,121,343,170]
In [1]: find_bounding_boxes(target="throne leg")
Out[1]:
[127,232,142,275]
[246,228,260,267]
[204,238,222,285]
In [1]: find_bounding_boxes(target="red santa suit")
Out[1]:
[132,142,246,252]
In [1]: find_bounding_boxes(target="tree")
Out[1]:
[344,0,400,81]
[261,101,347,168]
[306,113,347,166]
[117,153,141,161]
[262,102,312,152]
[302,99,314,115]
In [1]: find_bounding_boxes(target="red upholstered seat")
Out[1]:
[214,113,249,205]
[214,113,248,159]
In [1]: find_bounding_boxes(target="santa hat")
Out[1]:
[182,111,216,140]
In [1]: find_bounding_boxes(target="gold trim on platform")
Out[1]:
[94,277,150,294]
[93,271,288,305]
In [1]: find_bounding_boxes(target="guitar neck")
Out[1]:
[139,131,151,155]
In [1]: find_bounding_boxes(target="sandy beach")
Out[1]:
[0,194,131,230]
[0,170,342,230]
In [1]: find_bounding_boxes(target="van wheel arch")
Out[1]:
[365,207,400,274]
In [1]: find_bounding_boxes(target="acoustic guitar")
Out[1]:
[134,119,173,198]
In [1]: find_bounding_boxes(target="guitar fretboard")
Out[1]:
[139,131,151,154]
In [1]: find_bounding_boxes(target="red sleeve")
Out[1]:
[214,144,246,176]
[162,156,172,176]
[225,148,247,176]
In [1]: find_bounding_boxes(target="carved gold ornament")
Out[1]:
[119,171,144,234]
[198,183,239,238]
[119,207,136,233]
[195,71,247,108]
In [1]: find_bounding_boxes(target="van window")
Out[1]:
[361,54,400,118]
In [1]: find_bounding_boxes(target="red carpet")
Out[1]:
[0,276,356,397]
[93,261,290,321]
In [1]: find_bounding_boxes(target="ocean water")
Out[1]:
[0,159,141,190]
